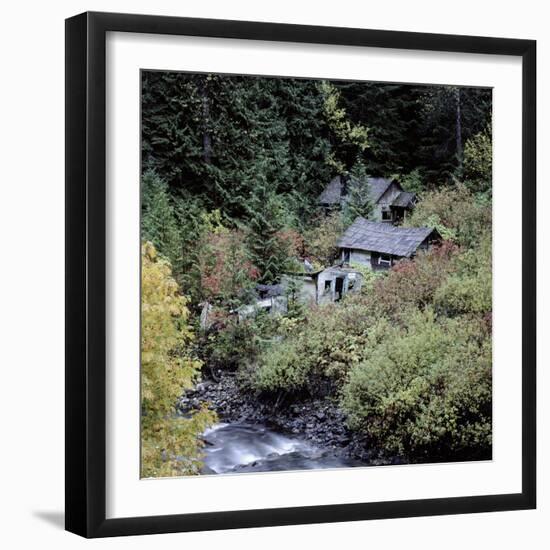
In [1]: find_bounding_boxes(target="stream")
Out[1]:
[202,423,363,474]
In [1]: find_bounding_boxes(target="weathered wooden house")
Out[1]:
[318,174,416,224]
[282,265,363,306]
[338,217,440,270]
[237,267,363,320]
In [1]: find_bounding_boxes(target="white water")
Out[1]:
[202,423,359,474]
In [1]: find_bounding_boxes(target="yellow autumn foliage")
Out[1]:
[141,242,216,478]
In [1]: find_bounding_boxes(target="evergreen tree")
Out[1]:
[334,81,421,176]
[343,183,375,226]
[342,156,375,226]
[320,81,370,172]
[141,171,180,267]
[416,85,492,185]
[142,72,334,223]
[245,157,289,284]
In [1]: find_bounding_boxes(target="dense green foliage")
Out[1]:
[303,212,345,266]
[143,73,492,220]
[342,310,491,460]
[405,184,491,248]
[142,72,333,221]
[335,82,491,184]
[463,125,493,196]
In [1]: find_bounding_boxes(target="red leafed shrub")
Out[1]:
[199,229,259,306]
[372,241,460,317]
[277,228,306,258]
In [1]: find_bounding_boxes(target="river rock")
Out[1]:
[178,371,390,466]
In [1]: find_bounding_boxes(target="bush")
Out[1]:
[252,300,376,394]
[141,242,216,478]
[463,125,492,196]
[372,241,459,318]
[341,309,492,461]
[434,234,492,317]
[405,185,491,248]
[252,341,310,393]
[201,316,262,372]
[349,261,384,295]
[304,212,345,267]
[199,228,259,308]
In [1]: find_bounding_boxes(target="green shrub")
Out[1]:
[372,241,459,318]
[463,125,492,196]
[405,184,491,248]
[252,341,310,393]
[341,309,492,461]
[434,234,492,316]
[304,212,345,267]
[252,300,376,393]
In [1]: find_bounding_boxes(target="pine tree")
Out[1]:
[141,171,180,267]
[245,157,289,284]
[340,156,374,226]
[416,85,492,185]
[334,81,421,176]
[320,81,370,172]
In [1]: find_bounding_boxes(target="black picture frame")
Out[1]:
[65,11,536,538]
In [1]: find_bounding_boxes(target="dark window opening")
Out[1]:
[335,277,344,301]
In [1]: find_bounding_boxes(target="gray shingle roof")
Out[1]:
[318,176,343,204]
[318,176,395,205]
[367,177,395,203]
[255,284,284,298]
[337,217,437,257]
[391,191,416,208]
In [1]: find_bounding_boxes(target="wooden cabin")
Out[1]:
[318,175,416,224]
[337,217,440,270]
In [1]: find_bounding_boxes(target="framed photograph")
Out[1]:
[65,11,536,538]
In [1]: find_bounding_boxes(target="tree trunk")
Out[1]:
[199,78,212,164]
[455,87,463,177]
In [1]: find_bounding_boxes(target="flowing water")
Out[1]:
[202,423,361,474]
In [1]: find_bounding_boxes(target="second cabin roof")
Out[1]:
[337,217,438,257]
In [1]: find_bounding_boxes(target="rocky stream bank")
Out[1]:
[178,372,400,472]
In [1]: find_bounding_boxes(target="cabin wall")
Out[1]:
[342,248,371,267]
[372,204,382,222]
[375,181,403,223]
[316,268,363,303]
[316,270,336,305]
[283,269,363,306]
[280,275,317,305]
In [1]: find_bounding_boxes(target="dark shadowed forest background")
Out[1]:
[140,72,493,478]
